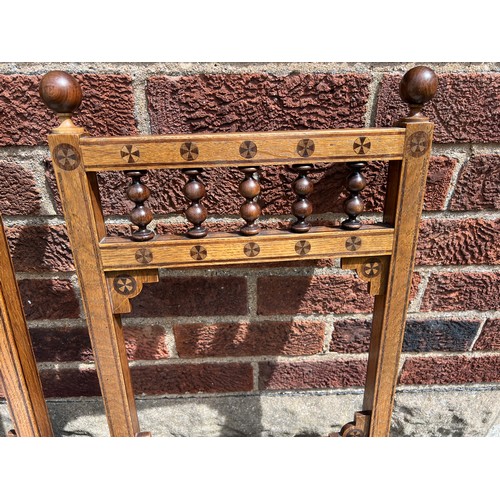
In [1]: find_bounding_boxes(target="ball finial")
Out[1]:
[39,71,82,115]
[399,66,438,122]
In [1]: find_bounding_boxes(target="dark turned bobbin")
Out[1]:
[238,166,261,236]
[398,66,438,124]
[126,171,154,241]
[183,168,208,238]
[290,164,313,233]
[341,162,367,230]
[39,71,83,131]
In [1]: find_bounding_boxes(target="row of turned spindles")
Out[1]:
[126,162,368,241]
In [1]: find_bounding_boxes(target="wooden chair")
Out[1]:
[39,66,438,437]
[0,212,53,437]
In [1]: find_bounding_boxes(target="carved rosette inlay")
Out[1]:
[408,131,429,158]
[190,245,207,261]
[361,258,381,278]
[53,143,80,171]
[345,236,362,251]
[353,136,371,155]
[180,142,199,161]
[239,141,257,159]
[343,426,365,437]
[135,248,153,264]
[120,145,140,163]
[113,274,137,295]
[244,242,260,257]
[295,240,311,256]
[297,139,315,158]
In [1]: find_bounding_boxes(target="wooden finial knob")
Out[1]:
[399,66,438,122]
[39,71,85,133]
[39,71,82,114]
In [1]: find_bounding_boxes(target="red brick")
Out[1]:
[330,319,480,353]
[399,355,500,385]
[19,279,80,320]
[174,321,325,358]
[131,362,254,395]
[259,359,367,390]
[39,367,101,398]
[257,274,373,315]
[5,224,74,272]
[376,73,500,143]
[0,161,42,215]
[450,155,500,210]
[257,273,420,316]
[473,319,500,351]
[330,319,371,353]
[423,156,457,210]
[0,74,137,146]
[30,325,168,362]
[131,276,248,317]
[147,73,371,134]
[421,272,500,312]
[416,218,500,266]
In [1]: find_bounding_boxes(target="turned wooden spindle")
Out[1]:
[126,171,154,241]
[39,71,84,133]
[290,164,313,233]
[183,168,208,238]
[341,161,367,230]
[238,166,261,236]
[398,66,438,124]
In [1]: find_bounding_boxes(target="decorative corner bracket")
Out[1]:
[106,269,159,314]
[330,410,371,437]
[341,256,389,296]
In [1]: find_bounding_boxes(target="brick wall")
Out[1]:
[0,62,498,403]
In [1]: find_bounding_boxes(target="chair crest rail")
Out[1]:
[78,128,406,171]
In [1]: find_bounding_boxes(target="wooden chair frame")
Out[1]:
[0,213,53,437]
[40,66,437,437]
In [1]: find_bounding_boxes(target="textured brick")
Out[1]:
[257,275,373,315]
[257,273,420,316]
[131,276,248,317]
[330,319,480,353]
[39,367,101,398]
[416,219,500,266]
[399,355,500,385]
[259,359,367,390]
[19,279,80,320]
[0,161,42,215]
[404,320,480,352]
[450,155,500,210]
[174,321,325,358]
[423,156,457,210]
[147,73,371,135]
[0,74,136,146]
[5,224,74,272]
[473,319,500,351]
[376,73,500,143]
[30,325,168,362]
[131,363,254,395]
[421,273,500,312]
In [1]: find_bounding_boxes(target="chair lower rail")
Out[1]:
[99,225,394,271]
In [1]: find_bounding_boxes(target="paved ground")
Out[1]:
[2,385,499,437]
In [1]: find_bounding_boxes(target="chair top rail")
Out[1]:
[78,127,406,171]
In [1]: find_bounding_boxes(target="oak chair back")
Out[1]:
[0,213,53,437]
[40,66,438,437]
